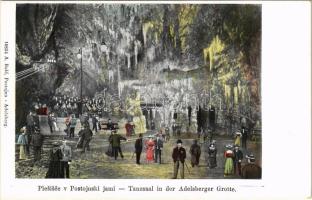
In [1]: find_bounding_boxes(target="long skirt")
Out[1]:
[19,145,27,160]
[208,156,217,168]
[146,148,154,162]
[45,161,62,178]
[234,136,241,147]
[224,158,234,176]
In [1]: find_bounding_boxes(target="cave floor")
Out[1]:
[15,131,261,179]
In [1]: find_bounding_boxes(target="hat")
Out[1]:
[234,144,240,148]
[52,142,59,146]
[148,135,153,138]
[246,153,256,162]
[209,144,216,150]
[20,126,26,132]
[225,144,233,149]
[235,131,242,135]
[176,139,182,144]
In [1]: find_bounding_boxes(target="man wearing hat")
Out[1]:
[109,130,127,160]
[233,145,243,176]
[172,139,186,179]
[241,154,262,179]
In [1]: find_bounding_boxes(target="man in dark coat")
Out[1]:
[26,111,35,134]
[241,127,248,148]
[92,115,98,133]
[190,140,201,167]
[134,134,143,164]
[172,139,186,179]
[31,128,44,163]
[48,113,53,133]
[81,126,93,153]
[109,130,127,160]
[45,142,63,178]
[154,134,164,164]
[241,154,261,179]
[233,145,243,176]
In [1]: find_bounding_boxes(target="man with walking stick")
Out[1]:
[172,139,186,179]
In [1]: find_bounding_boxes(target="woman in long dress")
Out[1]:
[17,127,28,160]
[145,135,155,163]
[208,142,217,168]
[46,142,63,178]
[224,144,234,177]
[234,131,242,147]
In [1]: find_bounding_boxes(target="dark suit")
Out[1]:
[154,138,163,164]
[172,146,186,179]
[134,138,143,164]
[233,149,243,175]
[31,133,44,162]
[241,128,248,148]
[109,134,126,160]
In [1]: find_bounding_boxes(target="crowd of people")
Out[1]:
[16,96,260,179]
[50,95,106,118]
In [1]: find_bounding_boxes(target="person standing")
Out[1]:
[241,127,248,148]
[48,113,54,133]
[45,142,63,178]
[64,116,71,137]
[208,141,217,169]
[172,139,186,179]
[145,135,155,163]
[241,154,262,179]
[154,134,163,164]
[190,139,201,167]
[17,127,28,160]
[109,130,127,160]
[51,112,58,131]
[69,115,77,138]
[106,131,114,157]
[125,120,132,137]
[208,105,216,131]
[234,131,242,147]
[224,144,234,177]
[233,145,243,176]
[81,125,93,153]
[60,140,72,178]
[92,114,98,133]
[26,111,34,135]
[134,134,143,164]
[31,128,44,163]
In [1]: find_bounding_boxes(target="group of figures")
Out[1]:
[45,140,72,178]
[224,144,261,178]
[17,126,43,162]
[222,126,261,178]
